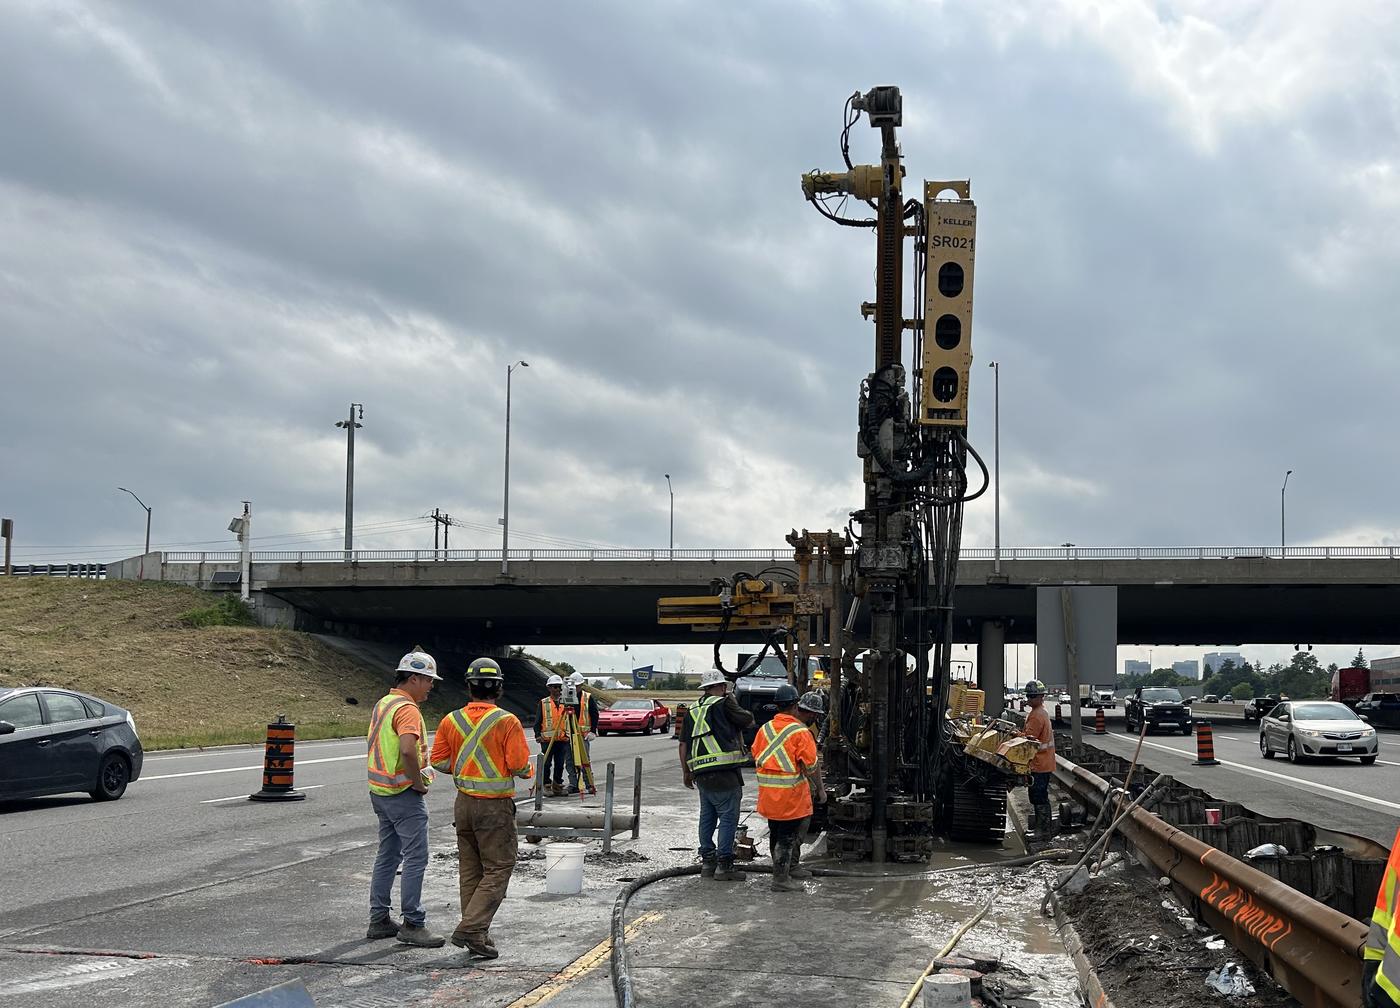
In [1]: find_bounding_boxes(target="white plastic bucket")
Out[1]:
[544,842,586,895]
[922,973,971,1008]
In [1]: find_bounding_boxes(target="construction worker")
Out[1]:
[679,667,754,881]
[366,647,446,948]
[429,657,533,960]
[1021,679,1056,839]
[1364,826,1400,1008]
[565,670,600,795]
[535,673,570,796]
[752,684,825,893]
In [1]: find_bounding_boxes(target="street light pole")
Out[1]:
[335,404,364,557]
[664,473,674,556]
[116,487,152,579]
[1281,469,1293,556]
[988,361,1000,575]
[501,361,529,575]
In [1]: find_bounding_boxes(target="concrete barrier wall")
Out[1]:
[1190,702,1250,722]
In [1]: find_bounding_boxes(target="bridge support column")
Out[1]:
[977,620,1006,716]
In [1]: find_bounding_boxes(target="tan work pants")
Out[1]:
[453,791,518,940]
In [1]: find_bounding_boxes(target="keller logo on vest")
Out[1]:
[686,695,748,774]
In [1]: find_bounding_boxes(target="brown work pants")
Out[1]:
[453,792,518,940]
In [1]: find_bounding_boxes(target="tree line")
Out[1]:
[1115,649,1366,701]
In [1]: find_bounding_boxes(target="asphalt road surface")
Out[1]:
[1068,711,1400,845]
[0,727,1082,1008]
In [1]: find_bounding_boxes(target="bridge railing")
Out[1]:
[0,563,107,578]
[152,545,1400,564]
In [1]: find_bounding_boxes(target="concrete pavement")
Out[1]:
[0,731,1082,1007]
[1070,714,1400,844]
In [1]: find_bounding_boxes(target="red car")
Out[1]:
[597,698,672,736]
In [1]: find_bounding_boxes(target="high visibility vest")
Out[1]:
[754,718,809,791]
[367,693,418,795]
[685,696,747,774]
[575,697,592,733]
[539,698,568,740]
[447,706,515,798]
[1367,828,1400,1004]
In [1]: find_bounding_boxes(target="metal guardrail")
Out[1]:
[154,545,1400,564]
[1054,756,1368,1008]
[1,563,107,578]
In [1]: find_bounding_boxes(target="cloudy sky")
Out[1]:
[4,1,1399,675]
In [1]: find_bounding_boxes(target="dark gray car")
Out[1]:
[0,687,145,801]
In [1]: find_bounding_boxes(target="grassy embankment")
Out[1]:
[0,578,475,750]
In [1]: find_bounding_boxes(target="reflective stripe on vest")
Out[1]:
[685,695,747,773]
[540,699,567,740]
[449,706,514,796]
[1369,832,1400,962]
[754,720,807,788]
[576,697,592,733]
[368,695,413,794]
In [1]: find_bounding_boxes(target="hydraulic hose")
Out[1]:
[609,850,1076,1008]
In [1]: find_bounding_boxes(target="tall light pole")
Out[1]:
[335,404,364,557]
[988,360,1000,575]
[501,361,529,575]
[1281,469,1293,556]
[664,473,674,555]
[116,487,152,580]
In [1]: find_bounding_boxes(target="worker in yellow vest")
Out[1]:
[535,674,570,796]
[1365,826,1400,1008]
[430,657,533,959]
[366,648,445,948]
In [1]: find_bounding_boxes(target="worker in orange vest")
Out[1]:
[535,674,570,796]
[1020,679,1056,838]
[366,648,446,948]
[1365,826,1400,1008]
[752,684,826,892]
[429,657,533,960]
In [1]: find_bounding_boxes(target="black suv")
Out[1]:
[1124,686,1192,735]
[1243,695,1282,723]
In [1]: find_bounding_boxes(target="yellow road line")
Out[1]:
[505,910,663,1008]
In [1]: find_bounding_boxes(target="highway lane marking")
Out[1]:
[143,739,365,762]
[503,911,662,1008]
[200,785,327,804]
[1103,732,1400,812]
[141,754,364,781]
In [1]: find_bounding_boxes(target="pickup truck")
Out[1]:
[1243,695,1283,723]
[1124,686,1193,735]
[1355,691,1400,727]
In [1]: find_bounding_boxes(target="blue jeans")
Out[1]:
[539,737,569,786]
[1029,771,1051,807]
[369,789,429,926]
[568,739,590,789]
[697,782,743,860]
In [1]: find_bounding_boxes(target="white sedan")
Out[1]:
[1259,700,1379,765]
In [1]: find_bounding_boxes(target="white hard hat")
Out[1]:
[568,671,586,685]
[699,668,728,689]
[396,648,442,681]
[546,674,564,687]
[798,691,826,714]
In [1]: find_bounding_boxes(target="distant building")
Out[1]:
[1124,659,1150,678]
[1366,656,1400,692]
[1173,660,1200,680]
[1202,652,1245,678]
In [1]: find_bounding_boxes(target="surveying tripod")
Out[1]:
[533,700,595,797]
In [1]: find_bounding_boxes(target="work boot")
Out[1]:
[397,923,446,948]
[787,843,812,880]
[700,853,717,880]
[566,783,580,795]
[1031,804,1054,839]
[713,857,742,882]
[770,843,803,892]
[451,931,499,959]
[366,916,400,940]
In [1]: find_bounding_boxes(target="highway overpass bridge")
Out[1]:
[107,545,1400,649]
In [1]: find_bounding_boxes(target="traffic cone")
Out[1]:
[1054,702,1063,726]
[673,704,686,739]
[248,716,306,801]
[1094,707,1106,735]
[1193,720,1220,766]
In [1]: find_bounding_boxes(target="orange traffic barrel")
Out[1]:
[673,704,686,738]
[249,715,306,801]
[1193,720,1220,766]
[1093,707,1106,735]
[1054,702,1063,725]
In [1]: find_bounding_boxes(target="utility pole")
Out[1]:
[1281,469,1293,556]
[988,360,1000,576]
[1,518,12,576]
[335,404,364,559]
[501,361,528,576]
[664,473,674,556]
[117,487,152,580]
[228,502,252,603]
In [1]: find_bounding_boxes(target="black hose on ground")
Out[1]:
[609,849,1076,1007]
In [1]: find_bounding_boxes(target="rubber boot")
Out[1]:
[787,842,813,879]
[770,842,802,892]
[1034,804,1054,839]
[713,857,742,882]
[700,854,717,880]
